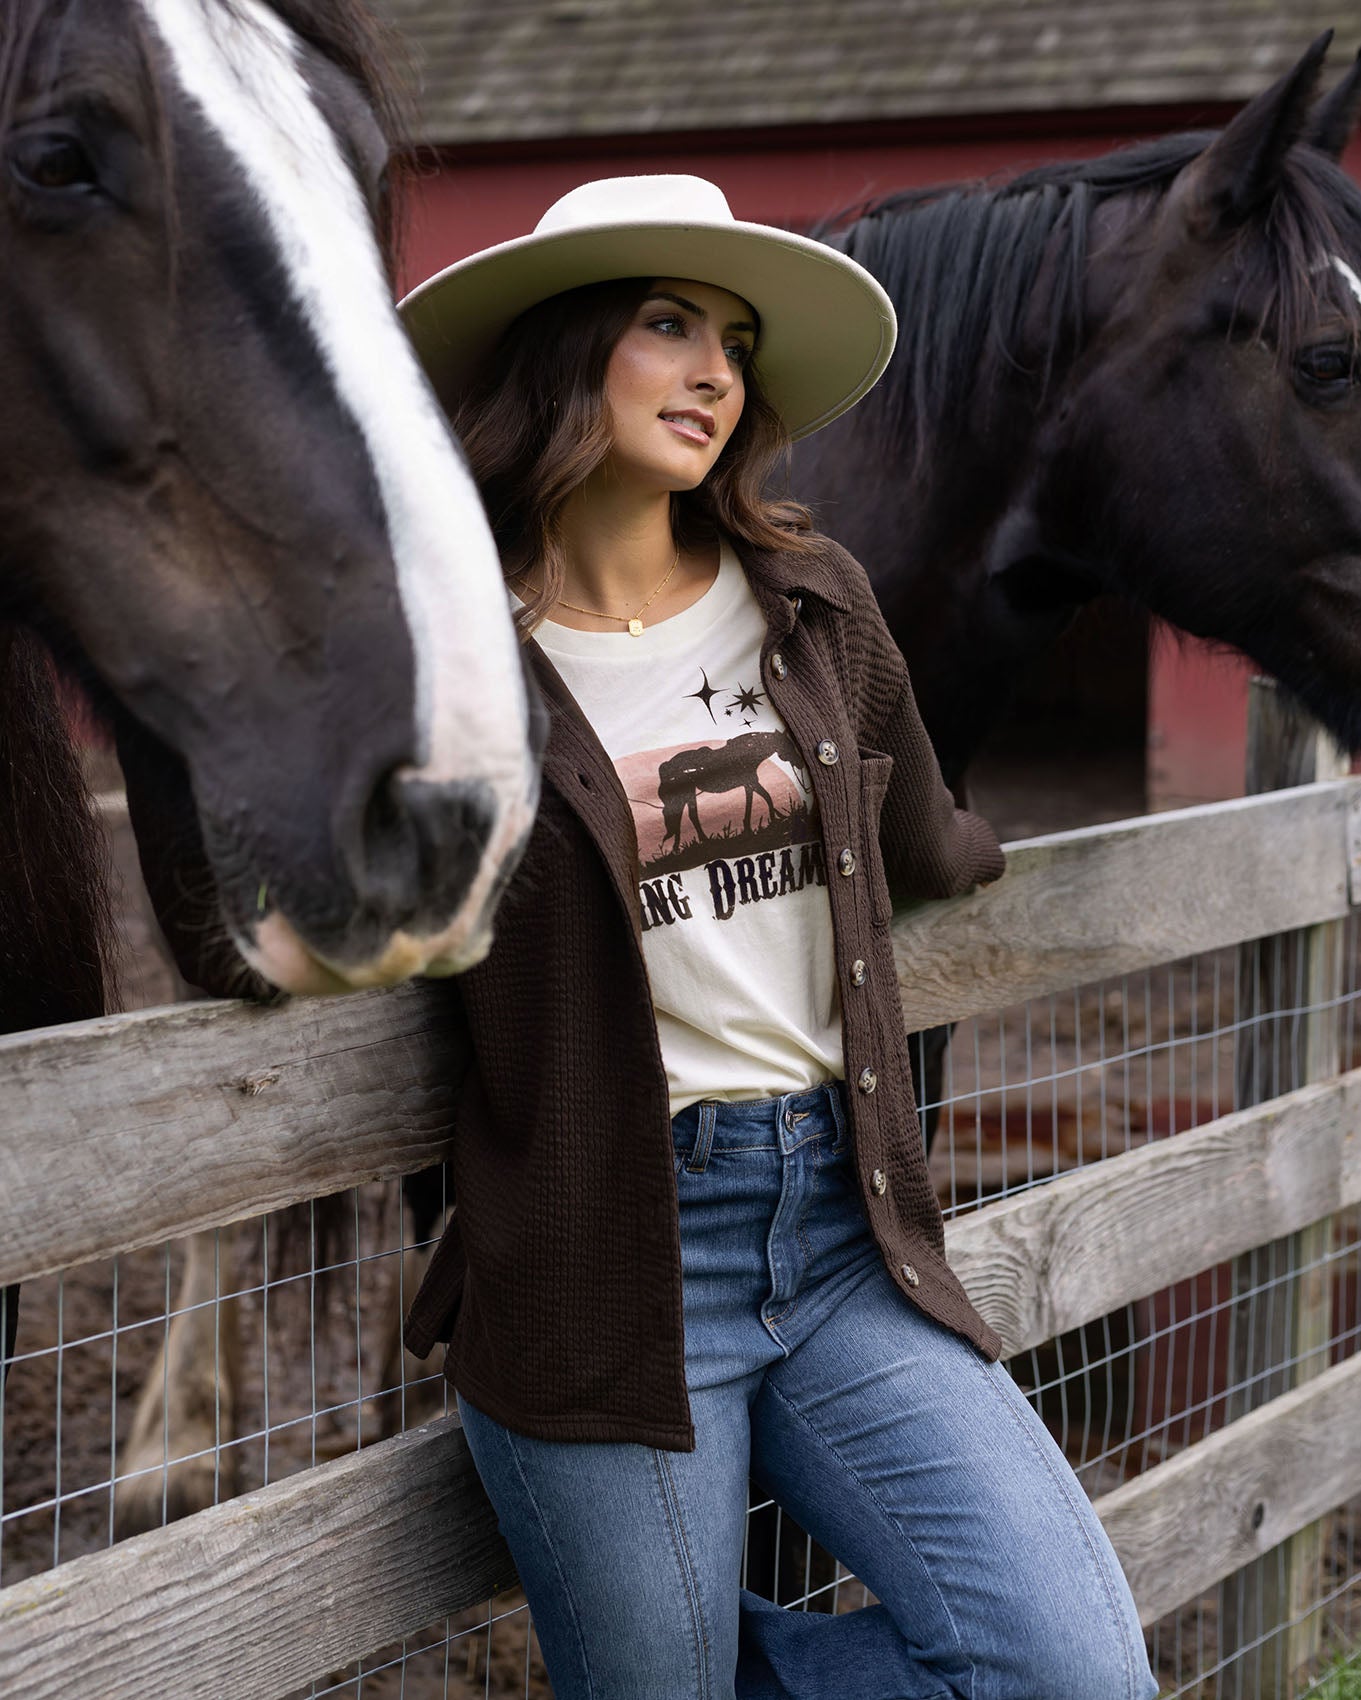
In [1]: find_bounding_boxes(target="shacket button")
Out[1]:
[838,848,856,876]
[850,959,867,987]
[770,652,788,680]
[858,1066,877,1095]
[871,1168,887,1195]
[901,1262,920,1288]
[817,740,839,766]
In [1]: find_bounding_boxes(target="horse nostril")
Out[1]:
[357,773,496,925]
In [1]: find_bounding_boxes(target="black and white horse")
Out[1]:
[1,0,542,1531]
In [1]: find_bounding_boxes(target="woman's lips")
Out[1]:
[660,414,712,446]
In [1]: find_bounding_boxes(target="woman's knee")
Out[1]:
[992,1603,1156,1700]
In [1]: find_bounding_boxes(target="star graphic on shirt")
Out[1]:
[729,682,766,718]
[685,669,722,723]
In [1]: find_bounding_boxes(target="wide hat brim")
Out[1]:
[399,217,896,442]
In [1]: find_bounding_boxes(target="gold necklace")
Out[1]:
[555,546,681,637]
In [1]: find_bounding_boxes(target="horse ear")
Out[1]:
[1182,32,1333,233]
[1306,48,1361,159]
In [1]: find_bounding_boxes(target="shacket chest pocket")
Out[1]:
[857,750,895,928]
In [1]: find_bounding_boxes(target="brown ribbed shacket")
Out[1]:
[404,532,1006,1450]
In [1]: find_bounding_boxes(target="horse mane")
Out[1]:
[0,628,114,1034]
[813,131,1361,475]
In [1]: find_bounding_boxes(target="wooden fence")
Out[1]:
[2,773,1361,1697]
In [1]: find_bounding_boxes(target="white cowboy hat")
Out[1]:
[399,174,897,442]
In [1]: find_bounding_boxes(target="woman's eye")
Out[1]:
[649,314,686,336]
[1297,345,1355,388]
[9,132,98,193]
[726,343,753,367]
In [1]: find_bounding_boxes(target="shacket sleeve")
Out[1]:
[848,570,1006,905]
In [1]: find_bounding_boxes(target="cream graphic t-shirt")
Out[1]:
[529,543,843,1116]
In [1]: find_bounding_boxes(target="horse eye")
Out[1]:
[9,134,97,194]
[1297,345,1355,388]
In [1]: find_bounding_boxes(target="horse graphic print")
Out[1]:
[611,694,826,932]
[656,730,809,860]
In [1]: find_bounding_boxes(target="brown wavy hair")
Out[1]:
[450,278,815,635]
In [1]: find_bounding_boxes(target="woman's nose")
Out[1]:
[693,361,732,398]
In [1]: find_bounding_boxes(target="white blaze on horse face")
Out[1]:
[133,0,535,978]
[1334,255,1361,307]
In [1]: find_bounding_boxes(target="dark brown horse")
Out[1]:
[795,35,1361,796]
[742,36,1361,1611]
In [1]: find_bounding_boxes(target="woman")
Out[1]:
[399,175,1156,1700]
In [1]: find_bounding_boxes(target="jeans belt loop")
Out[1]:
[686,1101,718,1173]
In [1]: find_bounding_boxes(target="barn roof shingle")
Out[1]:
[377,1,1354,146]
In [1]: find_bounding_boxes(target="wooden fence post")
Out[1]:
[1219,679,1349,1699]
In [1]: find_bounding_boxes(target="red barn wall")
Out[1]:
[398,116,1201,288]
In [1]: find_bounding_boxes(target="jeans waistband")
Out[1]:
[671,1080,847,1160]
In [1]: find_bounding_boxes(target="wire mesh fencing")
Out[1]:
[3,917,1359,1697]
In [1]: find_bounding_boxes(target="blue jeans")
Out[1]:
[458,1083,1156,1700]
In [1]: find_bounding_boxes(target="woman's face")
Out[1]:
[600,278,756,495]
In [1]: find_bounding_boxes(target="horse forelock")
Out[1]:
[1251,147,1361,349]
[814,132,1361,480]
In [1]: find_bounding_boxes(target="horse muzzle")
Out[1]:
[223,758,540,996]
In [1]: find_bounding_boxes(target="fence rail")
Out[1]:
[3,778,1361,1696]
[3,780,1358,1288]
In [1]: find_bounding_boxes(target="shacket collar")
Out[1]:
[740,535,855,615]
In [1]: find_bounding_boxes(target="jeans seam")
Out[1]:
[978,1359,1142,1700]
[499,1424,596,1698]
[760,1377,977,1698]
[651,1447,711,1698]
[764,1152,815,1335]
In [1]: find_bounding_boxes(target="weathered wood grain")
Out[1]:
[0,982,468,1286]
[1,782,1353,1285]
[944,1070,1361,1359]
[0,1417,515,1700]
[893,779,1357,1030]
[1097,1353,1361,1628]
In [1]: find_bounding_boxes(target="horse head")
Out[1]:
[0,0,542,997]
[799,39,1361,780]
[1041,33,1361,749]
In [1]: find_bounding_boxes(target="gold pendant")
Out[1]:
[628,618,644,637]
